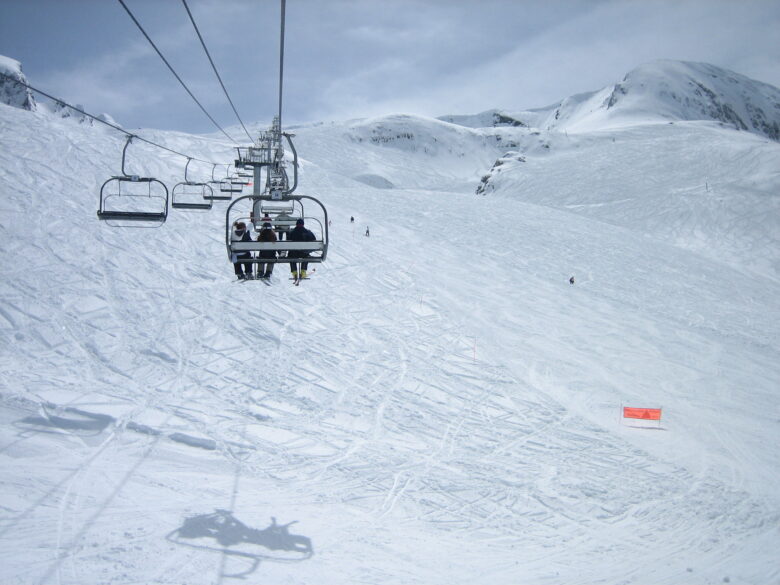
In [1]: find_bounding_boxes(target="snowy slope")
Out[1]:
[296,113,524,193]
[1,67,780,585]
[475,121,780,279]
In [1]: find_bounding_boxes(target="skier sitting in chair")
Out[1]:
[288,218,316,280]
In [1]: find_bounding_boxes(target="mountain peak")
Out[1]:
[550,60,780,139]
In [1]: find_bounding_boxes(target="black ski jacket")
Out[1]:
[288,225,316,258]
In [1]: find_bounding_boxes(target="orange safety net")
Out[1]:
[623,407,662,420]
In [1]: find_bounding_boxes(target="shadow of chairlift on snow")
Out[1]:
[167,510,313,577]
[16,404,114,437]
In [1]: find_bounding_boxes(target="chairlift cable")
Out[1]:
[180,0,253,143]
[0,72,225,166]
[278,0,286,129]
[116,0,237,144]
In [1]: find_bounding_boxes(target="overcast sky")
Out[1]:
[1,0,779,139]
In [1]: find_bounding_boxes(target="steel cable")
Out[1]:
[181,0,253,143]
[116,0,237,143]
[0,72,227,166]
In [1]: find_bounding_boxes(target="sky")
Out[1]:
[1,0,779,138]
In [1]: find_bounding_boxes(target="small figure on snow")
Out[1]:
[569,276,575,285]
[350,216,354,223]
[256,222,277,279]
[288,218,316,280]
[365,226,370,237]
[231,221,253,280]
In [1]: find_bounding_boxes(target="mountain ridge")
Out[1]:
[441,60,780,141]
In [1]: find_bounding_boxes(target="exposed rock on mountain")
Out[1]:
[0,55,36,111]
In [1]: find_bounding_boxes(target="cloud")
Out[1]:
[34,0,267,133]
[5,0,779,131]
[288,0,780,122]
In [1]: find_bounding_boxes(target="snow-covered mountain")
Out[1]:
[460,61,780,278]
[1,58,779,585]
[0,56,120,126]
[498,60,780,139]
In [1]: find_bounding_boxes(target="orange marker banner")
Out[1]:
[623,407,662,420]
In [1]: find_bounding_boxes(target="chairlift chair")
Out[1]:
[218,164,244,194]
[251,196,300,231]
[206,163,233,201]
[220,180,244,194]
[97,135,169,227]
[256,197,296,216]
[171,158,213,210]
[227,194,328,266]
[229,175,250,186]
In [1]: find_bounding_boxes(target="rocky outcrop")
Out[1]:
[0,55,36,111]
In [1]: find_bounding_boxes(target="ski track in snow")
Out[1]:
[0,104,779,584]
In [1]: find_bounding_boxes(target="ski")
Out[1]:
[289,268,315,285]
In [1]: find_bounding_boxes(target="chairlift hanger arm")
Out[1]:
[121,134,135,177]
[281,133,298,194]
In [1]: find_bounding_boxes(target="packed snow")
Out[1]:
[0,59,779,585]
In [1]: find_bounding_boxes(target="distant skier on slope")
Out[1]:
[288,218,316,280]
[256,222,278,279]
[231,221,253,280]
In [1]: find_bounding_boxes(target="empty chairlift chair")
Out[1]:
[171,158,213,211]
[219,164,244,195]
[97,135,169,227]
[206,163,233,201]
